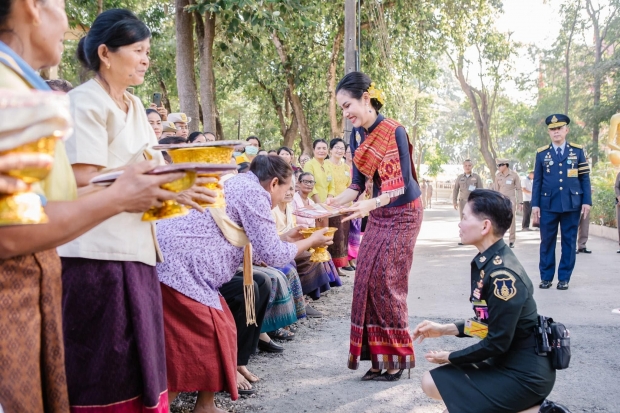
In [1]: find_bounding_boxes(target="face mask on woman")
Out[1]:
[245,146,259,155]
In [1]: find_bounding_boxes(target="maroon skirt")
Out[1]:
[61,258,168,413]
[348,198,423,370]
[161,284,238,400]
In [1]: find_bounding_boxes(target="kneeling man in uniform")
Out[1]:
[413,190,566,413]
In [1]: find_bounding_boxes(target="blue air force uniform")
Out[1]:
[531,114,591,286]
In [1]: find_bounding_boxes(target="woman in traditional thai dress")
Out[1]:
[303,139,334,204]
[330,71,423,382]
[58,9,213,412]
[156,155,332,412]
[0,4,184,412]
[290,172,342,297]
[344,144,362,271]
[326,138,352,274]
[274,178,341,312]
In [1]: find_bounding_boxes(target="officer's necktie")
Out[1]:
[556,147,562,158]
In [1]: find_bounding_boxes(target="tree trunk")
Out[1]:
[175,0,200,132]
[327,26,344,139]
[564,1,580,115]
[97,0,103,15]
[455,54,497,175]
[195,12,218,135]
[271,32,313,155]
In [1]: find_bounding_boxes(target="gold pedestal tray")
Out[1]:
[154,142,243,209]
[299,227,338,262]
[0,134,58,226]
[142,171,197,221]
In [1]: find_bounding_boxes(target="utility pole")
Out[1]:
[343,0,357,142]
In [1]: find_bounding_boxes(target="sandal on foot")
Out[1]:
[267,328,295,341]
[361,369,382,381]
[284,325,298,333]
[237,386,256,395]
[372,369,404,382]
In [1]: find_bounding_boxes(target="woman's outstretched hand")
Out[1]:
[412,320,447,343]
[424,350,450,365]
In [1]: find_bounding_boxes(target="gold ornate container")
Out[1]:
[299,227,338,262]
[0,133,58,226]
[167,147,234,209]
[168,146,234,165]
[142,171,197,221]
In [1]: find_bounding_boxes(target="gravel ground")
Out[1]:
[171,204,620,413]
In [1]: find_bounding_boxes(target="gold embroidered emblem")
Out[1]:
[480,270,485,278]
[355,131,361,144]
[493,256,502,265]
[479,256,487,263]
[551,115,558,123]
[493,273,517,301]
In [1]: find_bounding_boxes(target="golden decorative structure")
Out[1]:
[168,146,234,165]
[167,146,234,208]
[299,227,338,262]
[608,113,620,166]
[0,133,58,226]
[142,171,197,221]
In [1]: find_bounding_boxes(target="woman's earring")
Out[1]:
[106,63,111,69]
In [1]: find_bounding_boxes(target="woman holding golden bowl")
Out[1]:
[56,9,216,412]
[0,3,190,412]
[156,156,332,412]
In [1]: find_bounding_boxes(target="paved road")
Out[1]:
[200,204,620,413]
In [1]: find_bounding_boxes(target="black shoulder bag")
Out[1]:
[536,316,571,370]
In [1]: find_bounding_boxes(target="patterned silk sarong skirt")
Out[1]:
[328,215,350,268]
[348,198,423,370]
[0,250,70,413]
[61,258,168,413]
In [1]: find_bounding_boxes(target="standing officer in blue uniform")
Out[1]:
[532,114,591,290]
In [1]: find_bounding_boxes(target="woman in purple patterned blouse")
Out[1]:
[156,156,332,413]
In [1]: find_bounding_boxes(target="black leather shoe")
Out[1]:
[258,339,284,353]
[539,281,553,289]
[577,248,592,253]
[557,281,569,290]
[509,243,515,248]
[458,242,464,245]
[617,249,620,253]
[539,399,572,412]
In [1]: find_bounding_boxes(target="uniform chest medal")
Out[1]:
[568,169,578,178]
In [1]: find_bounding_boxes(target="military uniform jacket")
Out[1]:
[493,170,522,203]
[452,173,483,203]
[532,142,591,212]
[449,239,538,365]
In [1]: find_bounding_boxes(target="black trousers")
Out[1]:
[522,201,532,229]
[220,270,272,365]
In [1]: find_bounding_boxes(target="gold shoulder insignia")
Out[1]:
[537,145,549,153]
[493,256,503,265]
[569,143,583,149]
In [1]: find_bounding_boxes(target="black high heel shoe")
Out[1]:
[361,369,382,381]
[372,369,407,382]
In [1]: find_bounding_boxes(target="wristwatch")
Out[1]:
[375,197,381,209]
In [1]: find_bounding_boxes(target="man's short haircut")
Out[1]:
[246,136,261,147]
[463,159,472,164]
[467,189,513,237]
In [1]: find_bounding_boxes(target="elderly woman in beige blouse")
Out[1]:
[57,9,216,413]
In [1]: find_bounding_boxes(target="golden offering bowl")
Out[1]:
[0,134,59,226]
[299,227,338,262]
[142,171,197,221]
[168,146,234,165]
[196,173,226,208]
